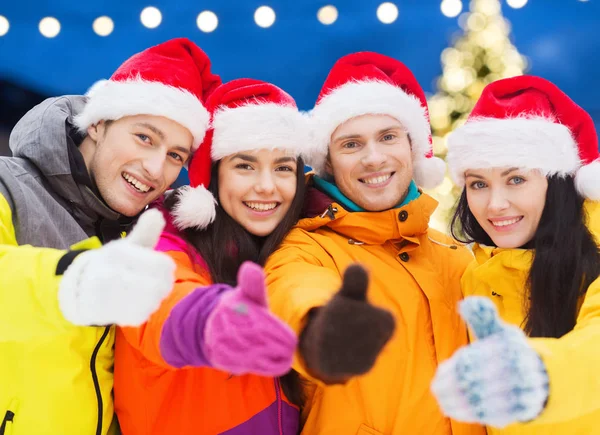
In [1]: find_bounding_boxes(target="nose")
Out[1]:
[487,187,510,214]
[360,141,387,168]
[254,169,276,195]
[141,151,167,181]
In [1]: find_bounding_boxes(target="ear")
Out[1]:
[324,152,334,177]
[87,123,101,141]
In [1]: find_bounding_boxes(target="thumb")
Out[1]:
[339,264,369,301]
[237,261,268,307]
[459,296,506,340]
[125,209,166,249]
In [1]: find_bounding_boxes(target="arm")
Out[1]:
[0,191,93,341]
[526,276,600,424]
[120,233,297,376]
[266,230,395,384]
[433,277,600,428]
[0,203,176,341]
[117,235,219,369]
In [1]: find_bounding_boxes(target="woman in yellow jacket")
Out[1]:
[431,75,600,434]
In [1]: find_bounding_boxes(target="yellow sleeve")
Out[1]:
[526,277,600,424]
[0,192,101,341]
[265,228,342,380]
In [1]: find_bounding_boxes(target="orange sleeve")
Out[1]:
[118,243,213,368]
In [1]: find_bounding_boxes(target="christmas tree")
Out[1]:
[426,0,528,232]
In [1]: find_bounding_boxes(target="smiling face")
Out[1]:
[217,148,298,237]
[81,114,193,217]
[325,114,413,212]
[465,167,548,248]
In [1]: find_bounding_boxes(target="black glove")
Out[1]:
[299,264,396,384]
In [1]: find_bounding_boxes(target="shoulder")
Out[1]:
[424,228,474,271]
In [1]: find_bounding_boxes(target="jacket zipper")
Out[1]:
[274,378,283,435]
[0,410,14,435]
[91,326,111,435]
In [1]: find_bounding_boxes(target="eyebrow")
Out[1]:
[231,154,296,164]
[333,126,403,143]
[172,145,191,157]
[465,167,521,179]
[274,156,296,164]
[231,153,258,162]
[133,123,165,140]
[377,126,404,135]
[501,167,520,176]
[464,172,485,180]
[333,134,362,143]
[134,123,191,157]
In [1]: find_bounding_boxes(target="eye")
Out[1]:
[235,163,253,170]
[382,134,395,141]
[343,141,359,149]
[276,165,295,172]
[135,133,151,144]
[469,180,487,190]
[509,176,525,185]
[168,152,184,163]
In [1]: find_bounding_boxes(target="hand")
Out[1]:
[299,264,396,384]
[204,262,298,377]
[431,296,549,428]
[58,209,176,326]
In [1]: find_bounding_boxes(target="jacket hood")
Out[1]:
[9,96,123,237]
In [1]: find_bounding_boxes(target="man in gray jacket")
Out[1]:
[0,38,220,435]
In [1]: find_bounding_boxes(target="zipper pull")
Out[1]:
[0,410,15,435]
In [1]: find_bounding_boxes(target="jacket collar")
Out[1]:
[298,181,438,245]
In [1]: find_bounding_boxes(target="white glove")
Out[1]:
[58,209,176,326]
[431,297,549,428]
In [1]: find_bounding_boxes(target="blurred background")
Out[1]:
[1,0,598,228]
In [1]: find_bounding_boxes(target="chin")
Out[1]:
[490,236,527,249]
[110,201,145,217]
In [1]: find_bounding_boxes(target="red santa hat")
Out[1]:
[172,78,311,230]
[74,38,221,152]
[447,75,600,200]
[307,51,446,189]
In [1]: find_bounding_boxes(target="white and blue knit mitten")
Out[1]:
[431,297,549,428]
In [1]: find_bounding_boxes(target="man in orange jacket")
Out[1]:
[265,52,486,435]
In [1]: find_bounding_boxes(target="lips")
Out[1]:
[359,172,395,185]
[489,216,523,227]
[122,172,153,193]
[244,201,279,212]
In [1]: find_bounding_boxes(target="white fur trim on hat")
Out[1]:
[308,80,432,178]
[413,156,447,189]
[210,103,312,161]
[575,159,600,200]
[74,78,210,152]
[447,116,581,186]
[172,185,217,230]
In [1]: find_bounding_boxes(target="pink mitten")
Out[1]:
[203,262,297,377]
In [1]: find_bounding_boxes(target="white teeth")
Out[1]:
[122,172,151,193]
[491,217,521,227]
[362,174,391,185]
[245,202,278,211]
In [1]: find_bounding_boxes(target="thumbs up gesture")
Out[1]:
[58,209,176,326]
[299,264,396,384]
[431,297,549,428]
[203,262,298,377]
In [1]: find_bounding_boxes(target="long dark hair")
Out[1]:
[451,175,600,338]
[165,156,307,408]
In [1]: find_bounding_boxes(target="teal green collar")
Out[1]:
[313,175,420,212]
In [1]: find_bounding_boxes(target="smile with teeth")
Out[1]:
[490,216,523,227]
[244,202,279,212]
[360,173,393,185]
[122,172,152,193]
